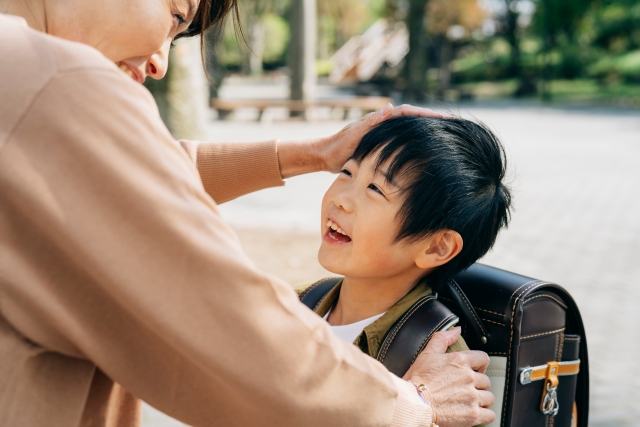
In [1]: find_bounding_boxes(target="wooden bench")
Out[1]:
[211,96,392,121]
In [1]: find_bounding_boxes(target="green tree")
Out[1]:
[403,0,430,101]
[317,0,373,58]
[234,0,290,75]
[425,0,484,95]
[533,0,596,98]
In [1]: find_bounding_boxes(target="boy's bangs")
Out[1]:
[351,121,430,190]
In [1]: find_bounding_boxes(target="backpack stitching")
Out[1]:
[450,279,488,336]
[482,318,506,327]
[523,293,568,309]
[476,307,506,317]
[521,328,565,340]
[377,296,435,362]
[298,276,339,301]
[313,285,336,311]
[557,332,565,362]
[297,281,321,301]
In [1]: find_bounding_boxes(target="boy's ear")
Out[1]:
[415,230,463,270]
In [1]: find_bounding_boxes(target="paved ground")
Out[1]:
[143,103,640,426]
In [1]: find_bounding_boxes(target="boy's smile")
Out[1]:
[324,218,351,243]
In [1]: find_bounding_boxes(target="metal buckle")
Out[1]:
[540,361,560,416]
[520,367,533,384]
[541,381,560,416]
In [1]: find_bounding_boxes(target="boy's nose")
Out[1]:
[333,190,354,213]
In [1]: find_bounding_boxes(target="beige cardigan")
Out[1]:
[0,14,431,427]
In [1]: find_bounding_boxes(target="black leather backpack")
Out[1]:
[300,263,588,427]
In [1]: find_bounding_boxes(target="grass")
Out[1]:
[455,79,640,107]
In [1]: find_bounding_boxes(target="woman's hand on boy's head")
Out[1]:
[403,327,495,427]
[316,104,452,173]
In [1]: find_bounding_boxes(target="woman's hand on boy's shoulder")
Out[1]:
[404,327,495,427]
[315,104,452,173]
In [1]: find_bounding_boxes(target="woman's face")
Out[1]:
[53,0,199,83]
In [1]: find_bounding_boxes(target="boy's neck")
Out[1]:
[327,275,422,326]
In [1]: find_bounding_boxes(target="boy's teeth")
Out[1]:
[327,219,349,237]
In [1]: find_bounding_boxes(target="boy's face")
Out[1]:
[318,153,430,281]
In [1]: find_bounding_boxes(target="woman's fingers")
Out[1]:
[477,407,497,425]
[390,104,454,119]
[457,350,491,374]
[474,372,491,391]
[362,103,393,126]
[478,389,496,409]
[365,103,452,128]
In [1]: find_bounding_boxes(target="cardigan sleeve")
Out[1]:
[178,139,285,204]
[0,63,432,427]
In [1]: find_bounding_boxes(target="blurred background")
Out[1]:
[142,0,640,426]
[147,0,640,126]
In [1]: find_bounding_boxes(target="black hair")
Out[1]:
[352,116,512,289]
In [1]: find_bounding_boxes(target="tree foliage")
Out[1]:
[204,0,640,102]
[426,0,484,36]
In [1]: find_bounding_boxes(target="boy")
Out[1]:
[297,115,511,357]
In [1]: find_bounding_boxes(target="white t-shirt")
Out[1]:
[323,309,386,344]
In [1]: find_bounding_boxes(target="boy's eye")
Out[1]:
[368,183,384,196]
[340,169,352,177]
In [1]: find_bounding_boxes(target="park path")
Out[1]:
[144,104,640,427]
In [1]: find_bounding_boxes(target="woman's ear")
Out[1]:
[414,230,463,270]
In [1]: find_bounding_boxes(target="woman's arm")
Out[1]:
[180,139,285,204]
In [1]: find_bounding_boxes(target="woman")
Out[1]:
[0,1,495,427]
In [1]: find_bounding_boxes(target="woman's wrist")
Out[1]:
[408,378,439,425]
[407,380,429,405]
[276,137,329,179]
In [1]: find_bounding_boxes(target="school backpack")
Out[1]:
[299,263,588,427]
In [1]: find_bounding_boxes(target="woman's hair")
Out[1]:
[352,116,512,289]
[175,0,240,40]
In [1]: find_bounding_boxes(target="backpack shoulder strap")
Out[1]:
[377,295,459,377]
[299,277,342,311]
